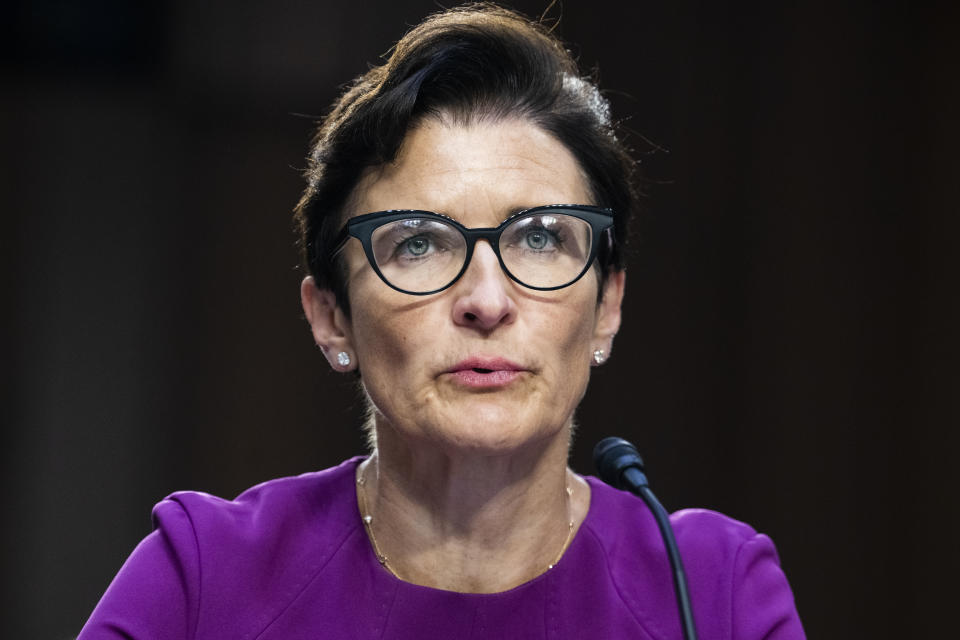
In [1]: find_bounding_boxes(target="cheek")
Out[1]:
[555,283,601,353]
[351,311,413,417]
[352,307,410,368]
[537,297,599,383]
[348,290,436,400]
[562,319,597,385]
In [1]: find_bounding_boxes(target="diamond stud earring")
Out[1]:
[337,351,351,367]
[593,349,605,365]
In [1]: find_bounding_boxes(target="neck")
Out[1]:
[357,429,590,593]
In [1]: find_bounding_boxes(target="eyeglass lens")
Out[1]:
[369,213,593,292]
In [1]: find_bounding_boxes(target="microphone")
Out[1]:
[594,436,651,492]
[593,437,698,640]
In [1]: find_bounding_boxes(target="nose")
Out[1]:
[451,241,517,331]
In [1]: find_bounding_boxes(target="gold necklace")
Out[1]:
[356,463,576,580]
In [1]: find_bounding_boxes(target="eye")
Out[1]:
[372,218,465,267]
[524,229,552,250]
[403,235,431,256]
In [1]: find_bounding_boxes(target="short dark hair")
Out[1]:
[293,2,640,314]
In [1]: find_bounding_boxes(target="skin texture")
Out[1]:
[301,117,625,592]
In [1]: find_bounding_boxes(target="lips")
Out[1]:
[444,357,527,388]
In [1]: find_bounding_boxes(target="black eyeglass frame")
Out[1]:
[329,204,615,296]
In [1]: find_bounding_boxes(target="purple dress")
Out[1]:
[78,457,804,639]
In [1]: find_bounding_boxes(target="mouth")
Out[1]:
[444,357,527,388]
[445,357,525,373]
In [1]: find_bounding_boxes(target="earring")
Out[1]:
[337,351,351,367]
[592,349,606,365]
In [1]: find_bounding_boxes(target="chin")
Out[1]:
[428,400,563,455]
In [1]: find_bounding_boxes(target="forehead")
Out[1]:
[346,118,593,224]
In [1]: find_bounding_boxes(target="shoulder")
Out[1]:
[670,508,805,639]
[153,456,363,548]
[150,457,365,636]
[669,507,768,571]
[583,477,777,572]
[581,478,805,639]
[583,478,760,554]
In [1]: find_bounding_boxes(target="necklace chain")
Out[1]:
[356,462,575,580]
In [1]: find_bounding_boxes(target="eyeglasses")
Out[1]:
[330,204,614,295]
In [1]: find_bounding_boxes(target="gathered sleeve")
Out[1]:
[730,531,806,639]
[77,499,199,640]
[669,507,805,640]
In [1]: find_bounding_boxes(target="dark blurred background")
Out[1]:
[3,0,957,637]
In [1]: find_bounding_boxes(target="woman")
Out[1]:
[80,4,804,638]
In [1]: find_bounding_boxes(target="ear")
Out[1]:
[593,270,626,361]
[300,276,356,371]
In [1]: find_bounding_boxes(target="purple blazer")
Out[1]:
[79,457,804,639]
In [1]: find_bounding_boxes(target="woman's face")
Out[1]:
[306,118,624,456]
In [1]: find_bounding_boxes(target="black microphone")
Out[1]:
[593,437,698,640]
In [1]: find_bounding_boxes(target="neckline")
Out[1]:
[348,456,596,597]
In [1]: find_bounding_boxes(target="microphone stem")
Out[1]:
[623,475,698,640]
